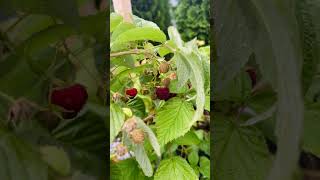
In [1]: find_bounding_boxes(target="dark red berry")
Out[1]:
[156,87,170,100]
[50,84,88,115]
[246,69,257,87]
[126,88,138,98]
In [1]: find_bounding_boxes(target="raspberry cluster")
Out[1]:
[122,117,145,144]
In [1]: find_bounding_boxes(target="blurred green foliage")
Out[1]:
[0,0,108,179]
[174,0,209,43]
[131,0,171,33]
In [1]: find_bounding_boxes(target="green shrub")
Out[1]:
[174,0,210,43]
[131,0,171,32]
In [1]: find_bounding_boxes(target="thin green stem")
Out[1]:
[110,48,153,57]
[0,91,14,103]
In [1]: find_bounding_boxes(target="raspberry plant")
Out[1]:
[110,13,210,179]
[0,1,108,179]
[213,1,320,180]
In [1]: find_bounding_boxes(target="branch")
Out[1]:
[143,114,154,122]
[110,49,152,57]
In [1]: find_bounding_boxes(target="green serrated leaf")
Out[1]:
[52,111,107,155]
[205,95,210,111]
[110,161,121,180]
[127,97,147,118]
[303,103,320,157]
[188,150,199,166]
[110,13,123,32]
[111,22,135,43]
[213,114,271,180]
[133,15,160,29]
[0,0,80,26]
[6,15,54,46]
[305,76,320,102]
[215,2,305,180]
[67,146,106,178]
[214,71,252,102]
[202,57,210,92]
[111,55,135,68]
[0,54,50,105]
[0,128,48,180]
[158,40,175,57]
[174,130,201,146]
[1,12,106,63]
[199,137,210,156]
[168,26,184,48]
[74,48,101,103]
[168,79,189,94]
[177,51,205,124]
[133,144,153,177]
[257,102,320,158]
[199,156,210,178]
[169,27,205,130]
[111,64,152,92]
[40,146,70,176]
[136,118,161,157]
[111,159,151,180]
[110,103,125,142]
[111,27,166,51]
[156,97,194,146]
[174,53,190,89]
[154,156,198,180]
[71,171,96,180]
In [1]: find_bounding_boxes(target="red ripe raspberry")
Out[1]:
[125,88,138,98]
[50,84,88,116]
[156,87,170,100]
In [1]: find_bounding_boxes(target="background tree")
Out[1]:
[174,0,209,43]
[131,0,172,33]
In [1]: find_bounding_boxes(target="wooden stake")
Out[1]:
[112,0,133,23]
